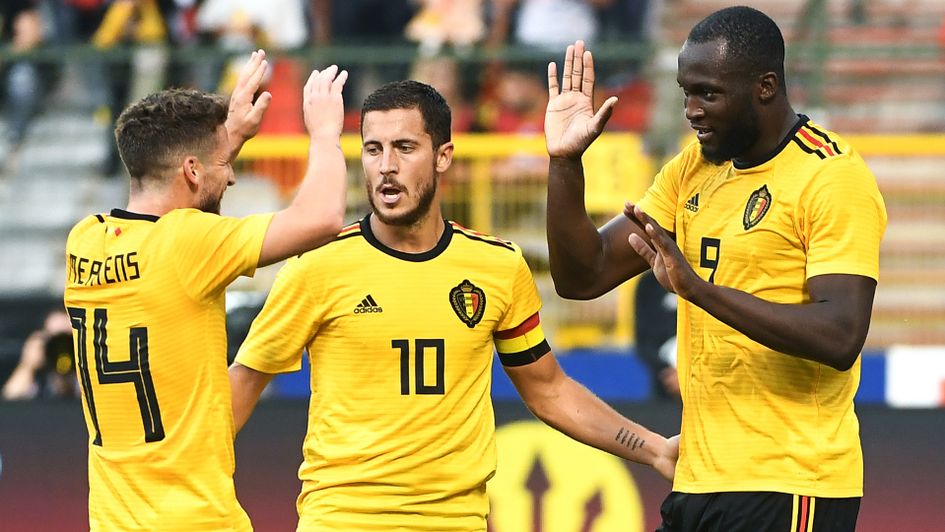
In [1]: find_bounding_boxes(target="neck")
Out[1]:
[369,209,445,254]
[125,173,191,217]
[735,102,798,167]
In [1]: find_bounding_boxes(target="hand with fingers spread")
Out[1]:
[625,202,700,300]
[225,50,273,158]
[545,40,617,160]
[302,65,349,140]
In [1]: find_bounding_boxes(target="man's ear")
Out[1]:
[435,142,454,173]
[757,71,779,104]
[182,155,201,187]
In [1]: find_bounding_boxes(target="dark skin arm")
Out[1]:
[545,41,654,299]
[628,204,876,371]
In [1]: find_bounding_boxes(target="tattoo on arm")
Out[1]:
[615,427,645,450]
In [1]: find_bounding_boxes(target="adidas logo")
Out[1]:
[685,193,700,212]
[354,294,383,314]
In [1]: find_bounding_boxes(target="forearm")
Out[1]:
[525,376,668,466]
[546,157,606,295]
[290,137,347,225]
[259,137,346,265]
[229,363,274,434]
[688,280,870,370]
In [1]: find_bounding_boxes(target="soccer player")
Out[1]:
[543,7,886,531]
[63,51,348,531]
[229,80,679,531]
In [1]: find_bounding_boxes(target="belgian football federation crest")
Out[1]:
[449,279,486,328]
[743,184,772,230]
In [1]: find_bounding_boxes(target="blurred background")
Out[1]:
[0,1,943,531]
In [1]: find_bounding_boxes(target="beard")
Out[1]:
[367,173,438,227]
[700,104,762,165]
[195,188,223,215]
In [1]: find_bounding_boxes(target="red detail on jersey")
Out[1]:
[799,128,835,157]
[495,312,540,340]
[114,228,122,236]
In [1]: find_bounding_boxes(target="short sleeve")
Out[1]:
[235,257,319,374]
[494,251,550,366]
[800,161,887,280]
[163,209,273,299]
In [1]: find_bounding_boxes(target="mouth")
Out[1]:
[691,124,713,143]
[376,183,404,206]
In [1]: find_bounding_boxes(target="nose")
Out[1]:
[684,96,704,121]
[379,148,397,175]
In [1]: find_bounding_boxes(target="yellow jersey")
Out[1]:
[637,117,887,497]
[64,208,272,531]
[236,215,550,531]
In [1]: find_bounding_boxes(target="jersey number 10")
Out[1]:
[67,307,165,445]
[393,338,445,395]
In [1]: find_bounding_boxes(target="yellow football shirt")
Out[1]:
[236,215,550,531]
[637,117,887,497]
[64,208,272,531]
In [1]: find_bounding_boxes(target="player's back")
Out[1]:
[64,208,269,531]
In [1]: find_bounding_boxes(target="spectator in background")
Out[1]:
[1,0,44,155]
[2,309,77,401]
[486,0,614,55]
[633,270,679,399]
[405,0,486,57]
[55,0,170,176]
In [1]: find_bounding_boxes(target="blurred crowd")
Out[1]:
[0,0,657,166]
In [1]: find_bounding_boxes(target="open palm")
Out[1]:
[545,41,617,159]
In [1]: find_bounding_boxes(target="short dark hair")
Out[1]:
[360,80,451,149]
[115,88,228,180]
[688,6,786,88]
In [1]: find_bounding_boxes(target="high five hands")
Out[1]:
[625,201,702,301]
[302,65,348,139]
[226,49,273,158]
[545,40,618,160]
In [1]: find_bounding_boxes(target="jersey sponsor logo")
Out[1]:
[354,294,383,314]
[449,279,486,328]
[685,193,700,212]
[743,184,772,230]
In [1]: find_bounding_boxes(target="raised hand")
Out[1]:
[302,65,348,139]
[625,202,700,300]
[225,49,272,157]
[545,40,617,160]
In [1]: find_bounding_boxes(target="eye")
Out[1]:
[364,145,380,156]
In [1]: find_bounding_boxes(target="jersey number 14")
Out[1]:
[67,307,165,445]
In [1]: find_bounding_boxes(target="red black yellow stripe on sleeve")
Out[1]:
[792,123,842,160]
[494,312,551,366]
[450,221,516,252]
[335,221,362,241]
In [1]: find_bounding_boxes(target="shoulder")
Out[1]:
[448,220,520,255]
[293,219,366,264]
[69,213,106,232]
